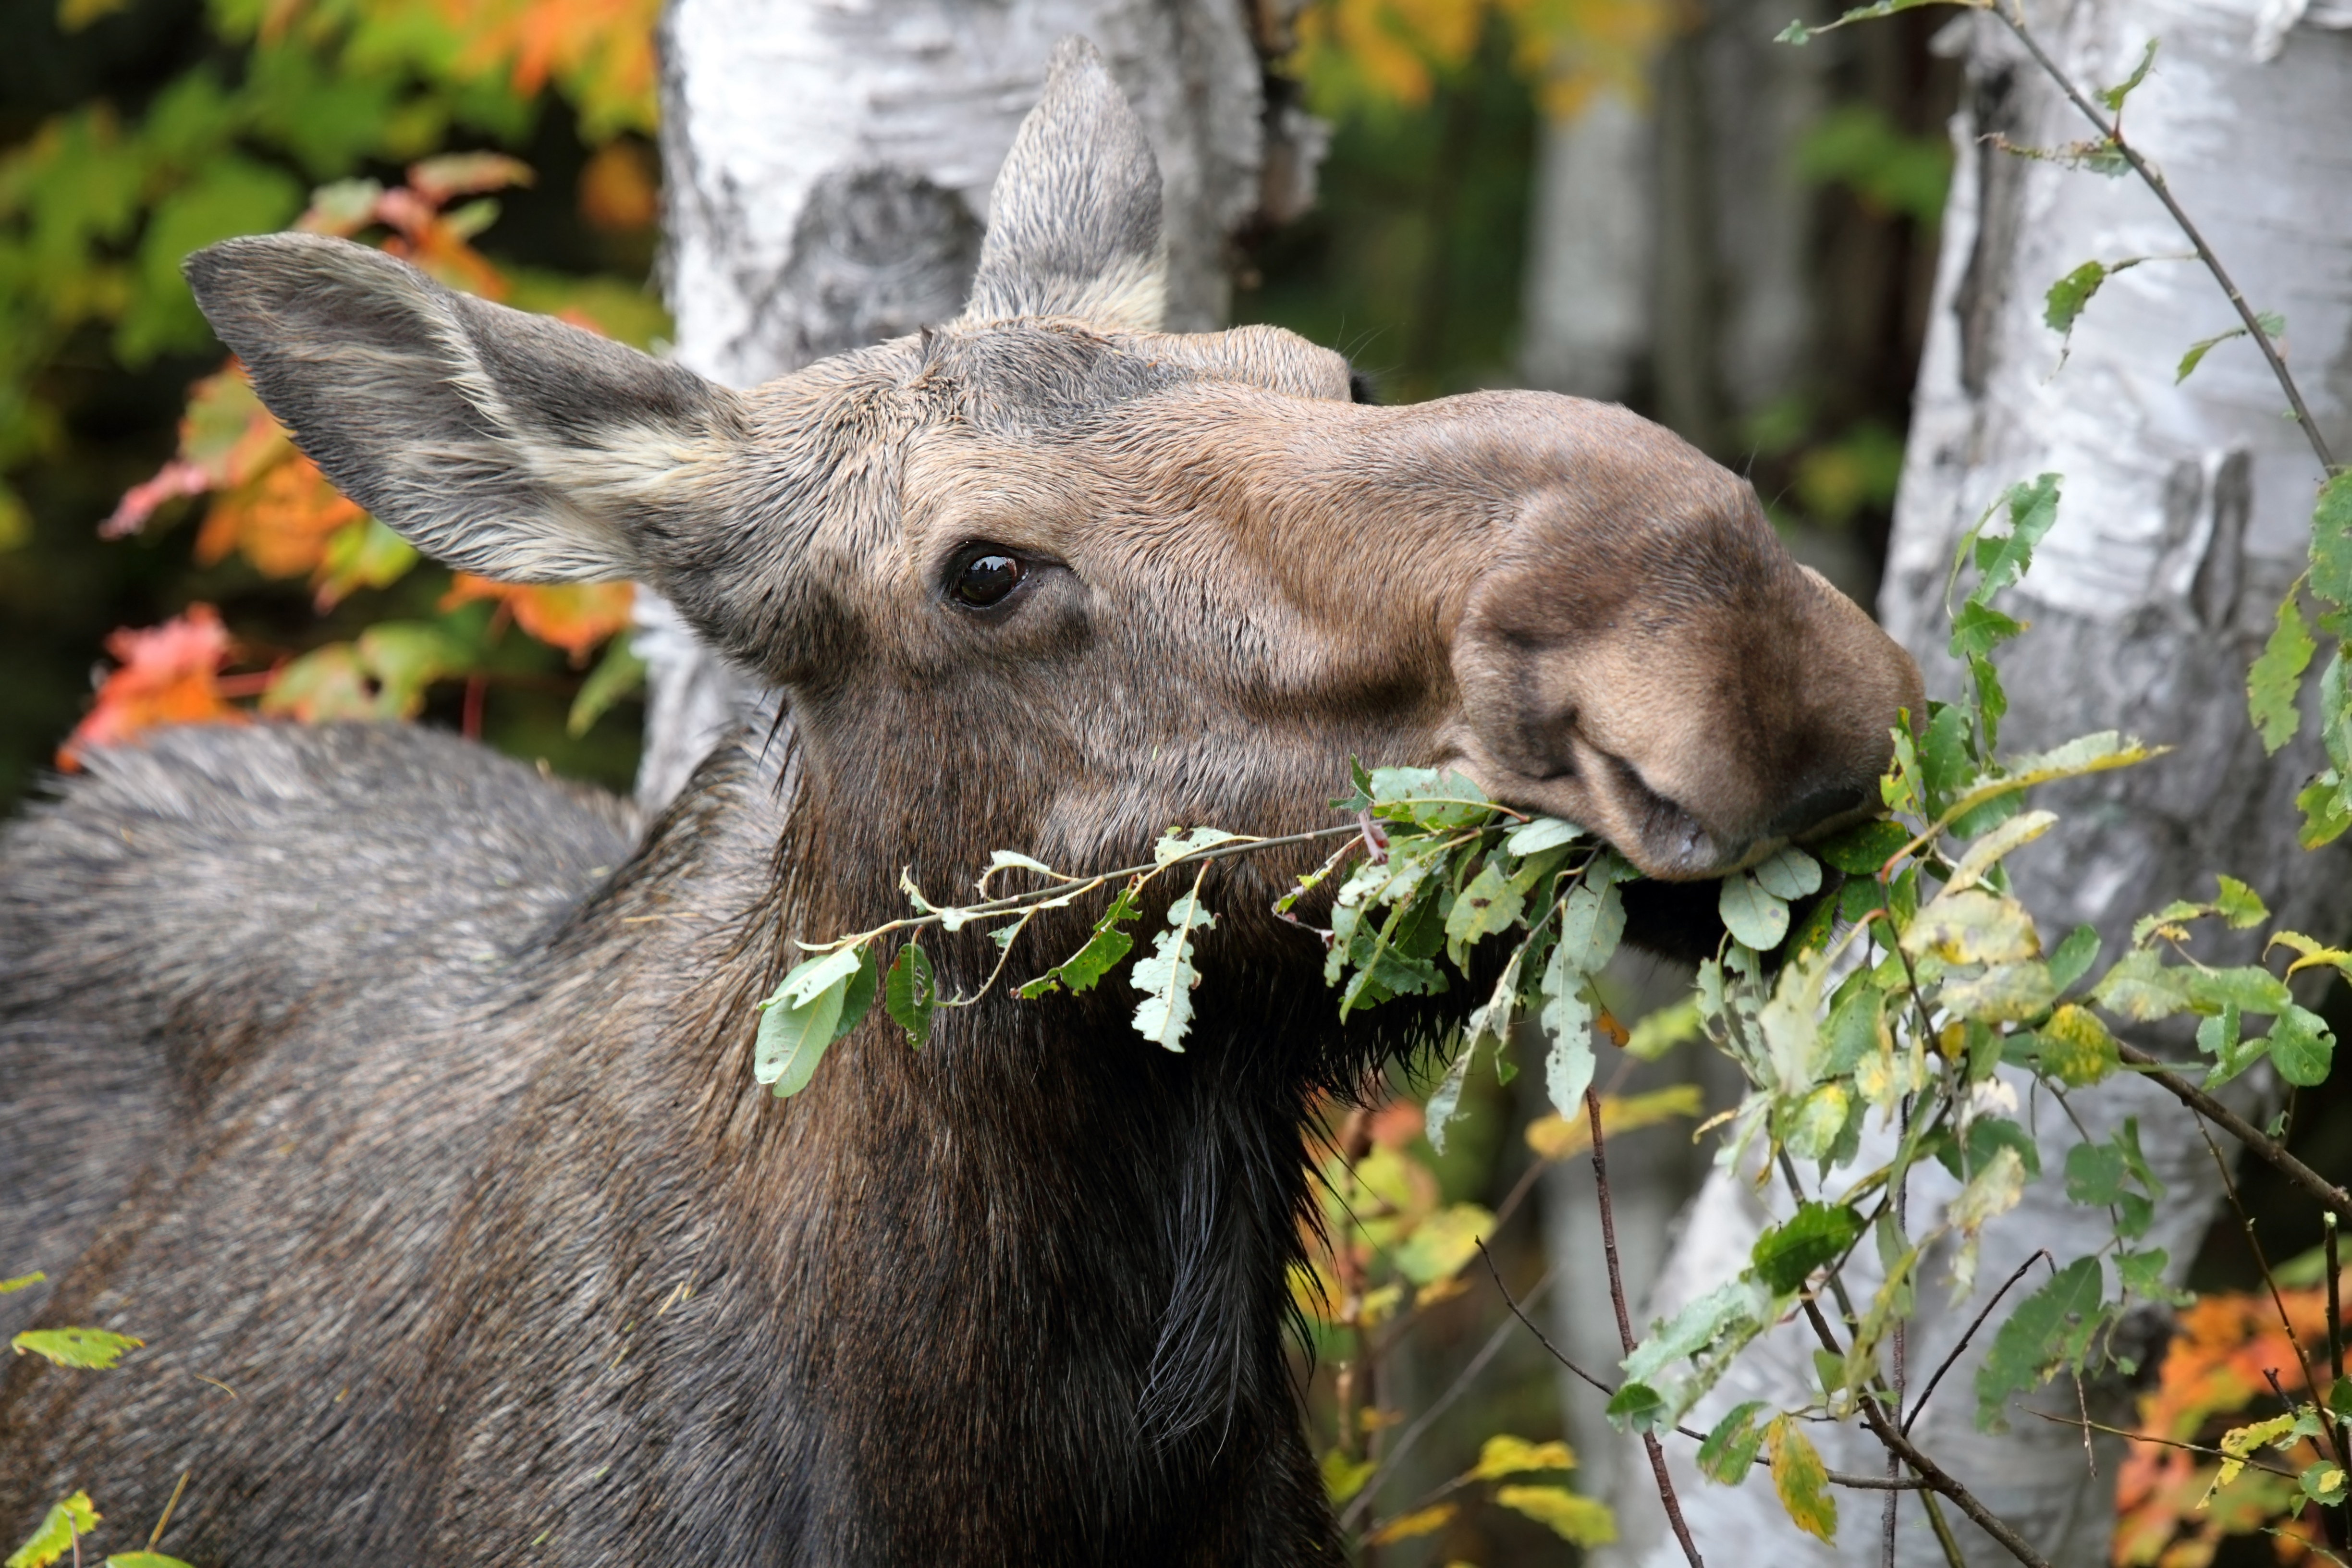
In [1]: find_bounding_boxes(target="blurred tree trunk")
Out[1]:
[637,0,1310,808]
[1608,0,2352,1562]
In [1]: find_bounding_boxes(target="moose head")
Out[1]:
[187,38,1918,937]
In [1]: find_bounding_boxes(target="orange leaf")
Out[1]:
[577,139,657,233]
[196,453,365,578]
[441,575,632,661]
[60,605,245,767]
[407,151,535,204]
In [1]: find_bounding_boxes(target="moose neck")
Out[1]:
[629,737,1344,1560]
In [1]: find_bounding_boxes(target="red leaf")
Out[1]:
[60,604,246,768]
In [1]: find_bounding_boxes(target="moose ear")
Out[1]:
[958,37,1167,333]
[184,233,744,583]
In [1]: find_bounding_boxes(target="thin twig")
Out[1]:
[2331,1213,2348,1547]
[2115,1041,2352,1223]
[148,1470,191,1550]
[1906,1251,2053,1434]
[1590,1088,1706,1568]
[1989,0,2336,472]
[1472,1242,1927,1492]
[1796,1296,2055,1568]
[2021,1407,2306,1481]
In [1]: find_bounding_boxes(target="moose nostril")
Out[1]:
[1768,784,1868,840]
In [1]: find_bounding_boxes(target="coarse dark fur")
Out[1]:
[0,38,1923,1566]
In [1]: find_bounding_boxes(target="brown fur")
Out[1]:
[0,37,1922,1566]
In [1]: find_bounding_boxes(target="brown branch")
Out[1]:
[2116,1042,2352,1223]
[1471,1242,1927,1493]
[1990,0,2336,473]
[1905,1251,2053,1434]
[1589,1088,1706,1567]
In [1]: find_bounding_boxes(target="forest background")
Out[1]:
[3,0,2334,1562]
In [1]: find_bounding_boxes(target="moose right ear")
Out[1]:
[184,233,746,583]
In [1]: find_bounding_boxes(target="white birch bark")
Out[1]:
[637,0,1287,809]
[1608,1,2352,1562]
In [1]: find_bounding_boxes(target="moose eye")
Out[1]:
[949,550,1026,609]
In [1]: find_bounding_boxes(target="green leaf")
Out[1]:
[356,620,471,718]
[2098,38,2158,110]
[1752,1200,1865,1293]
[2044,259,2108,335]
[883,941,935,1048]
[0,1274,43,1294]
[1444,858,1526,956]
[1719,874,1789,949]
[2046,924,2102,992]
[2213,875,2269,930]
[1971,474,2063,603]
[1494,1485,1617,1547]
[2178,327,2246,383]
[11,1326,142,1369]
[2183,965,2293,1018]
[2091,948,2192,1021]
[2302,773,2352,848]
[7,1493,99,1568]
[1751,846,1823,901]
[1935,1116,2044,1183]
[1949,600,2025,662]
[1921,701,1973,811]
[1505,816,1584,854]
[2249,593,2315,754]
[1422,1034,1478,1156]
[754,950,858,1097]
[1131,890,1216,1051]
[106,1555,198,1568]
[2311,472,2352,611]
[1765,1416,1838,1543]
[1320,1447,1375,1503]
[832,946,878,1043]
[2035,1003,2119,1087]
[1696,1401,1770,1484]
[1018,886,1141,999]
[566,630,645,736]
[2302,1461,2348,1508]
[1555,874,1627,975]
[1605,1380,1666,1430]
[1975,1255,2107,1430]
[2268,1004,2336,1088]
[1539,947,1595,1118]
[1815,819,1910,875]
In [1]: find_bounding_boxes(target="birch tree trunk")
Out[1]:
[637,0,1301,808]
[1605,1,2352,1562]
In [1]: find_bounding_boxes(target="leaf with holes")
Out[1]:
[1131,890,1215,1051]
[1019,886,1140,999]
[1975,1255,2107,1431]
[2250,592,2316,754]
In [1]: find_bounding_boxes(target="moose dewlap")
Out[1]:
[0,37,1921,1567]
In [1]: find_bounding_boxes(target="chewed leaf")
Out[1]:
[11,1327,142,1369]
[1019,886,1141,1000]
[2044,259,2107,335]
[1152,827,1241,867]
[1975,1254,2107,1430]
[1718,874,1789,950]
[6,1492,99,1568]
[1971,473,2062,604]
[986,849,1055,877]
[2249,592,2315,754]
[1131,890,1216,1051]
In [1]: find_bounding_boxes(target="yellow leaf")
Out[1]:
[6,1493,98,1568]
[2037,1004,2119,1088]
[1389,1203,1494,1286]
[1413,1275,1469,1310]
[1321,1447,1377,1504]
[1469,1433,1575,1480]
[1494,1484,1617,1546]
[1766,1415,1839,1543]
[1525,1085,1703,1160]
[1366,1502,1457,1544]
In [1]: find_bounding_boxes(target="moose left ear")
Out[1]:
[958,36,1167,333]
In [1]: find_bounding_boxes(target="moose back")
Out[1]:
[0,37,1923,1567]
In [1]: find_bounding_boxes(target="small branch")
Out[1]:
[2331,1214,2348,1546]
[2021,1407,2306,1481]
[1990,0,2336,473]
[2116,1041,2352,1224]
[1590,1088,1706,1568]
[1472,1243,1926,1492]
[1796,1296,2054,1568]
[1906,1251,2053,1434]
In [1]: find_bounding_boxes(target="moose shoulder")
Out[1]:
[0,37,1922,1567]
